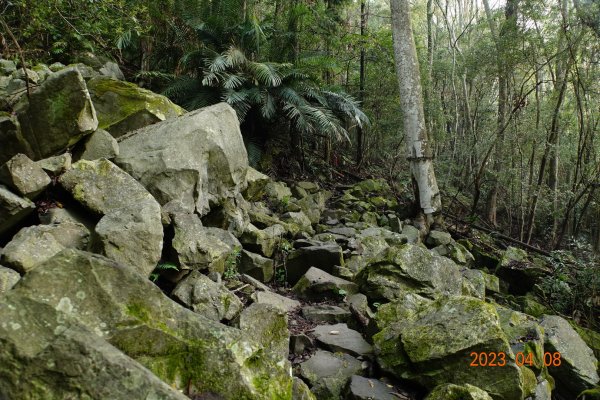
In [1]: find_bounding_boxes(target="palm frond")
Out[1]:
[248,61,282,87]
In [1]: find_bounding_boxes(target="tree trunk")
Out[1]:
[390,0,442,222]
[356,0,367,166]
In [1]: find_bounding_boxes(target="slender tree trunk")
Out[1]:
[390,0,442,223]
[356,0,367,166]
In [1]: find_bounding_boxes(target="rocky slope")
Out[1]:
[0,57,598,400]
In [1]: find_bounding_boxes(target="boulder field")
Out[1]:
[0,58,598,400]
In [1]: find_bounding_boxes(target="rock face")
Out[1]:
[356,245,463,302]
[59,159,163,276]
[540,315,599,397]
[375,295,524,399]
[9,249,293,399]
[15,68,98,160]
[87,76,185,138]
[0,153,51,199]
[0,292,188,400]
[115,103,248,215]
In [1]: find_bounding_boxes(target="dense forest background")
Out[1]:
[1,0,600,319]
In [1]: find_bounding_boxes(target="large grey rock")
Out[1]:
[540,315,599,397]
[0,265,20,293]
[99,61,125,80]
[461,269,486,299]
[292,267,358,300]
[88,76,184,138]
[80,128,119,160]
[0,59,16,75]
[9,249,293,399]
[59,159,163,276]
[302,305,351,324]
[244,167,270,201]
[313,323,373,357]
[286,243,345,285]
[239,303,289,361]
[425,230,452,247]
[239,250,274,282]
[15,68,98,160]
[292,377,317,400]
[345,375,399,400]
[495,246,551,294]
[0,153,51,198]
[0,112,30,167]
[0,184,35,236]
[172,270,243,322]
[0,292,188,400]
[355,244,463,302]
[374,295,524,399]
[36,153,72,175]
[240,223,285,257]
[115,103,248,215]
[1,222,89,273]
[251,290,300,313]
[171,213,240,273]
[299,350,363,400]
[201,193,250,236]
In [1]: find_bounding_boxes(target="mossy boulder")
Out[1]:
[15,68,98,160]
[115,103,248,216]
[240,223,285,257]
[425,383,493,400]
[355,245,462,302]
[0,184,35,236]
[9,249,293,399]
[299,350,363,400]
[0,265,20,293]
[0,153,51,199]
[374,295,525,399]
[0,292,187,400]
[87,76,184,138]
[496,247,551,295]
[0,112,30,166]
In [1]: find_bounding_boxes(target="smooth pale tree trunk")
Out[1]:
[390,0,442,220]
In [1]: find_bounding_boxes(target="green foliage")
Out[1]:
[223,246,242,280]
[150,262,180,282]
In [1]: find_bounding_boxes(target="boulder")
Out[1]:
[244,167,271,201]
[313,323,373,357]
[290,334,314,354]
[299,350,363,400]
[59,159,163,276]
[265,181,292,203]
[36,153,72,175]
[281,211,314,235]
[87,76,184,138]
[11,68,39,84]
[240,223,285,257]
[293,377,317,400]
[201,193,250,236]
[495,246,551,294]
[425,230,452,247]
[1,222,89,273]
[286,243,344,285]
[461,269,486,299]
[425,383,493,400]
[171,213,240,273]
[0,184,35,236]
[99,61,125,80]
[115,103,248,215]
[0,59,16,75]
[0,292,188,400]
[0,112,31,166]
[344,375,400,400]
[0,265,20,293]
[239,303,289,361]
[10,249,293,399]
[540,315,599,397]
[251,290,301,313]
[301,305,351,324]
[80,129,119,160]
[355,245,462,302]
[292,267,358,300]
[0,153,51,199]
[239,250,274,282]
[15,68,98,160]
[374,295,525,399]
[172,270,243,322]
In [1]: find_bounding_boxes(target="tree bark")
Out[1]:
[390,0,442,221]
[356,0,367,166]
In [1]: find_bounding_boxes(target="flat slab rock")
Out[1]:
[251,290,300,313]
[313,323,373,357]
[345,375,399,400]
[302,304,351,324]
